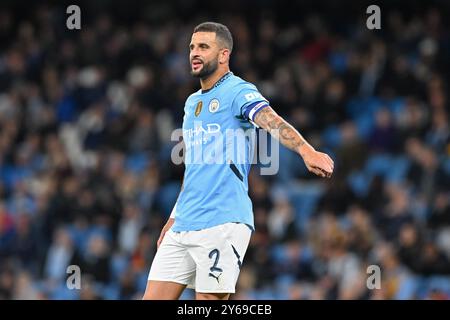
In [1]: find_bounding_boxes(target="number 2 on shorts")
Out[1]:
[208,249,223,273]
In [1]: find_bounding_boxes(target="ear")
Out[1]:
[219,48,230,64]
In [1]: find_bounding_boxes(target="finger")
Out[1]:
[324,155,333,168]
[319,154,333,170]
[319,168,331,178]
[313,165,332,178]
[326,154,333,164]
[320,168,332,178]
[310,167,326,177]
[326,155,334,169]
[323,163,333,175]
[317,163,333,174]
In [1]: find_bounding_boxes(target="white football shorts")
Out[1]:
[147,222,252,293]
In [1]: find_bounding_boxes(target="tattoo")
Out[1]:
[253,107,306,152]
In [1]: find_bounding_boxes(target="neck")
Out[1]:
[200,67,230,91]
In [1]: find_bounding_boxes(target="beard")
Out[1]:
[190,58,219,79]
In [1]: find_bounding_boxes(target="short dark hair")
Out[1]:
[193,22,233,52]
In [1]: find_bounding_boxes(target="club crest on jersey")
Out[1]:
[194,101,203,117]
[208,99,220,113]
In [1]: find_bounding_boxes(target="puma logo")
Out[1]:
[208,272,222,284]
[231,244,242,269]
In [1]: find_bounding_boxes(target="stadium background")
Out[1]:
[0,0,449,300]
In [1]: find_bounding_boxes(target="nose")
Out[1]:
[190,47,201,59]
[191,53,199,61]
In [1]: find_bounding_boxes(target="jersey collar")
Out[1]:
[201,71,233,94]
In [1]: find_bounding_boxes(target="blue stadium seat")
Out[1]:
[156,182,182,218]
[288,182,325,232]
[125,153,150,174]
[395,275,419,300]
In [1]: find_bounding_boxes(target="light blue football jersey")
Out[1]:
[172,72,269,232]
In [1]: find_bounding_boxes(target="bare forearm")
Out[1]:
[253,106,334,178]
[254,107,309,154]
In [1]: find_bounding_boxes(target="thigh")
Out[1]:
[147,230,196,289]
[188,223,252,294]
[143,280,186,300]
[195,292,230,300]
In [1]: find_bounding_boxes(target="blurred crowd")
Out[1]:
[0,0,449,299]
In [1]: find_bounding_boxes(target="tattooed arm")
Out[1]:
[253,106,334,178]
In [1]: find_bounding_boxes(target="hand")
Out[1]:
[299,144,334,178]
[157,218,175,249]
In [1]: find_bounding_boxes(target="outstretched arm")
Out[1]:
[253,106,334,178]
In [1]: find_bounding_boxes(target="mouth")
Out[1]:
[191,59,203,71]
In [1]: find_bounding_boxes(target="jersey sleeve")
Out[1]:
[231,83,269,126]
